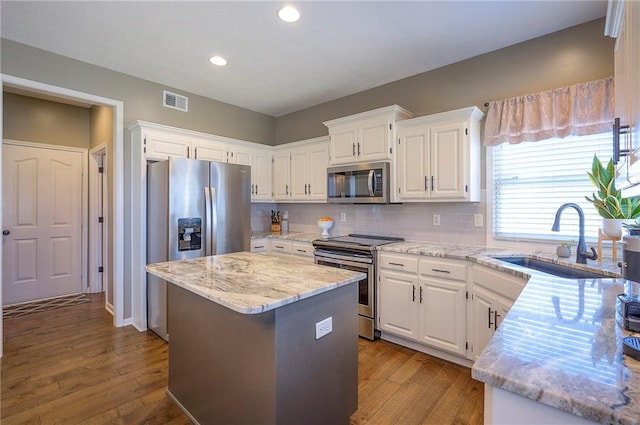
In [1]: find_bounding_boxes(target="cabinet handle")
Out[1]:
[488,307,494,329]
[285,184,289,195]
[352,143,356,156]
[424,176,428,191]
[304,184,308,195]
[431,268,450,274]
[256,184,258,194]
[412,285,416,302]
[494,310,500,330]
[388,262,405,267]
[296,249,307,253]
[187,146,191,158]
[254,245,265,249]
[419,286,423,303]
[357,142,361,156]
[275,245,284,249]
[308,183,311,194]
[251,184,254,194]
[613,117,631,164]
[431,176,435,191]
[194,146,198,159]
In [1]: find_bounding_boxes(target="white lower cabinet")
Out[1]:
[378,253,467,357]
[468,264,527,361]
[261,238,314,263]
[250,238,269,253]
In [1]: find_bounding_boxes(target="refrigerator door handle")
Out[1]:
[205,186,213,256]
[210,186,218,256]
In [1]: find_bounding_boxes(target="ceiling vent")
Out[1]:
[163,90,188,112]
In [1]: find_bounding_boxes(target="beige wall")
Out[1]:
[90,105,113,149]
[275,18,615,144]
[1,39,276,145]
[3,92,90,148]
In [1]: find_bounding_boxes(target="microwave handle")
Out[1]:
[368,170,375,196]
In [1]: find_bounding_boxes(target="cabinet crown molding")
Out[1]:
[395,106,484,129]
[323,105,414,128]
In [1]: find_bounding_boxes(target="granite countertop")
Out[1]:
[251,231,321,243]
[379,241,639,424]
[146,251,364,315]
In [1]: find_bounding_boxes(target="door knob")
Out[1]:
[2,230,10,236]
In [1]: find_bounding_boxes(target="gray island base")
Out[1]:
[146,252,365,425]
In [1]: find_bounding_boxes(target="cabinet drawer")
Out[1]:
[379,253,418,273]
[251,238,268,253]
[291,241,314,258]
[472,265,527,301]
[419,257,467,281]
[270,240,292,255]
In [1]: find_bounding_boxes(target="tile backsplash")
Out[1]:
[251,191,487,246]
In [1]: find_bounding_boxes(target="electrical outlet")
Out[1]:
[340,212,347,222]
[433,214,440,226]
[315,317,333,339]
[474,214,484,227]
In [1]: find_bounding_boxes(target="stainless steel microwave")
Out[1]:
[327,162,389,204]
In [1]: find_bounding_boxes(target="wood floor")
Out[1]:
[1,294,483,424]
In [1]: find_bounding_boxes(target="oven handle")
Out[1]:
[314,253,374,268]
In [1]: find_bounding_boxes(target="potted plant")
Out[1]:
[585,154,640,237]
[556,240,574,258]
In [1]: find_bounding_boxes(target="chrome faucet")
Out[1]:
[551,203,597,264]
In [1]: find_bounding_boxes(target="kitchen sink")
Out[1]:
[491,256,610,279]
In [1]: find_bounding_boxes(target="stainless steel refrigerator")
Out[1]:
[147,158,251,341]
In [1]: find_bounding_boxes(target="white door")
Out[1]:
[430,122,465,199]
[378,269,418,340]
[307,142,329,200]
[3,144,84,305]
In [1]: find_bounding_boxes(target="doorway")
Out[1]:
[0,74,125,359]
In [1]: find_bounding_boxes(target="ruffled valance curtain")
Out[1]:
[483,77,615,146]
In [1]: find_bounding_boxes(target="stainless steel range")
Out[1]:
[313,234,404,340]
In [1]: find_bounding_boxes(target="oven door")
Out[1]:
[314,252,374,319]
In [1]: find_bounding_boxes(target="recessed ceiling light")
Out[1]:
[278,5,300,23]
[209,56,227,66]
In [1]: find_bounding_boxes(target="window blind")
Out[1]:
[492,133,612,242]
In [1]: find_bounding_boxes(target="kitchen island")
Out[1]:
[146,251,365,425]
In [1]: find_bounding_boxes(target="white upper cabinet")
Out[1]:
[396,106,484,202]
[273,137,329,203]
[324,105,413,166]
[129,121,273,202]
[251,148,272,202]
[272,149,291,201]
[609,1,640,191]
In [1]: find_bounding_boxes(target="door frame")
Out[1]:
[1,74,125,359]
[3,139,89,298]
[89,144,109,298]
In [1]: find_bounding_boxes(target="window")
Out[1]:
[492,133,612,242]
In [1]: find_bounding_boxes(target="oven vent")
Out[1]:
[163,90,188,112]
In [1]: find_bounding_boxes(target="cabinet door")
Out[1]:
[192,141,227,162]
[272,151,291,201]
[378,270,418,340]
[252,150,272,201]
[289,149,309,200]
[145,131,190,160]
[359,119,390,162]
[250,238,268,253]
[470,286,498,361]
[430,122,466,199]
[398,127,430,200]
[231,149,253,166]
[329,128,357,165]
[307,143,329,200]
[418,277,467,356]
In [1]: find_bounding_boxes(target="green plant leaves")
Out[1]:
[585,154,640,219]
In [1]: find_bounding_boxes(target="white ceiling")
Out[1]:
[1,1,607,117]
